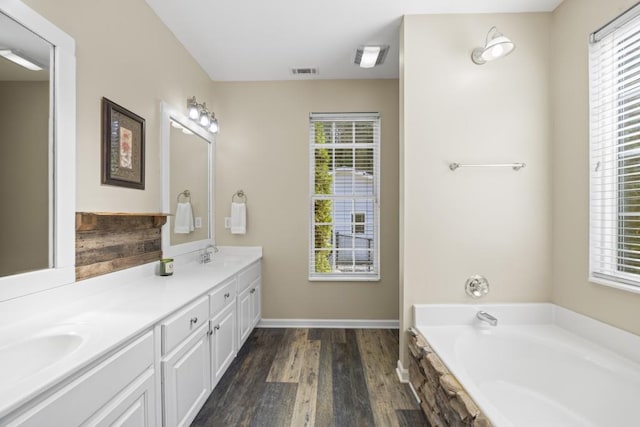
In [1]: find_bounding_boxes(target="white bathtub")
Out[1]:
[414,303,640,427]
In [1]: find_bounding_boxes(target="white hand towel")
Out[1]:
[174,202,194,234]
[231,202,246,234]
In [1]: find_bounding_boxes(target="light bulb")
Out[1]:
[199,102,211,126]
[209,117,219,133]
[187,96,199,119]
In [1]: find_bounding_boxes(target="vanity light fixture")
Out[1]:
[471,27,515,65]
[185,96,219,134]
[355,45,389,68]
[0,48,43,71]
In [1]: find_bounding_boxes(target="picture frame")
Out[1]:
[101,97,145,189]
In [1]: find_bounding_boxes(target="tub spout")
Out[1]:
[477,310,498,326]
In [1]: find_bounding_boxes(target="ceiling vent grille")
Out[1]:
[291,67,318,76]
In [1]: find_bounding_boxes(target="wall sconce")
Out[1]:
[471,27,515,65]
[186,96,219,134]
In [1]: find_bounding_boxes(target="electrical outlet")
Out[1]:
[194,217,202,228]
[224,217,231,229]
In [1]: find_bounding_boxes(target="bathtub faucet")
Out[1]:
[477,310,498,326]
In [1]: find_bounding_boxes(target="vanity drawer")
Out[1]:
[210,277,236,315]
[237,261,260,293]
[162,296,209,355]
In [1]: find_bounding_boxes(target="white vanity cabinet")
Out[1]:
[237,261,261,348]
[208,278,237,389]
[4,331,156,427]
[160,296,211,427]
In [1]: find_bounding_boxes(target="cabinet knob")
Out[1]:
[224,292,230,299]
[207,329,213,336]
[215,324,221,330]
[190,317,198,325]
[250,288,255,294]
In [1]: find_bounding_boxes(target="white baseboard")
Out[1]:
[408,382,421,404]
[396,359,409,383]
[257,318,400,329]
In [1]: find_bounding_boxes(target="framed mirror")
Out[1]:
[0,1,76,301]
[161,102,214,257]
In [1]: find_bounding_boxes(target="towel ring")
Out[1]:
[232,190,247,203]
[177,189,191,203]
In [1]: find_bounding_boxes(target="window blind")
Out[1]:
[590,4,640,290]
[309,113,380,281]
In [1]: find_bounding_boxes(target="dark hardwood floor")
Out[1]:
[192,328,429,427]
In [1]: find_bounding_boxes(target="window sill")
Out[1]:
[309,275,380,282]
[588,275,640,295]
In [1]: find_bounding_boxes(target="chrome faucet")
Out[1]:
[477,310,498,326]
[200,244,219,264]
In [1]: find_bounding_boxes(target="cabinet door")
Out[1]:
[210,303,236,389]
[250,282,261,328]
[83,368,155,427]
[162,323,211,427]
[237,287,252,348]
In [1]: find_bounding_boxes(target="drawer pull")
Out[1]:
[190,317,198,325]
[224,292,230,299]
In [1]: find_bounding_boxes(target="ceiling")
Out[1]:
[145,0,563,82]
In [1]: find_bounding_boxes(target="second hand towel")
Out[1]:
[174,202,194,234]
[231,202,246,234]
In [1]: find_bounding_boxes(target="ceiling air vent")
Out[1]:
[291,67,318,76]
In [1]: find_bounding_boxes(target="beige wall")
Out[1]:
[550,0,640,335]
[400,13,552,365]
[212,80,400,320]
[0,81,49,276]
[23,0,214,213]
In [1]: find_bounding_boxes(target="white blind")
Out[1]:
[590,4,640,289]
[309,113,380,280]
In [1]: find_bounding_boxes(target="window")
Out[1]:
[309,113,380,280]
[590,3,640,293]
[352,213,366,234]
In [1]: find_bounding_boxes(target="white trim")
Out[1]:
[0,0,76,302]
[408,382,420,404]
[257,318,399,329]
[396,359,409,384]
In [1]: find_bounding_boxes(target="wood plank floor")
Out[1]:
[192,328,429,427]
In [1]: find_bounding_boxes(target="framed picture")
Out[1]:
[101,97,145,189]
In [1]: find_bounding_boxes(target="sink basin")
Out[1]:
[209,256,244,267]
[0,334,84,385]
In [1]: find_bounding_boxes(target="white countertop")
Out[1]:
[0,246,262,419]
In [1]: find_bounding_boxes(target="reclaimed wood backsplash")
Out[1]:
[75,212,168,281]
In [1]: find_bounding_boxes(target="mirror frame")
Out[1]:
[160,101,215,257]
[0,0,76,301]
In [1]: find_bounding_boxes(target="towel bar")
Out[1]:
[449,162,526,171]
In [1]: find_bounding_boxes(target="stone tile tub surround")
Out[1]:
[0,246,261,419]
[412,303,640,427]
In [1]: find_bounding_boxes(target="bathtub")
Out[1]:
[413,303,640,427]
